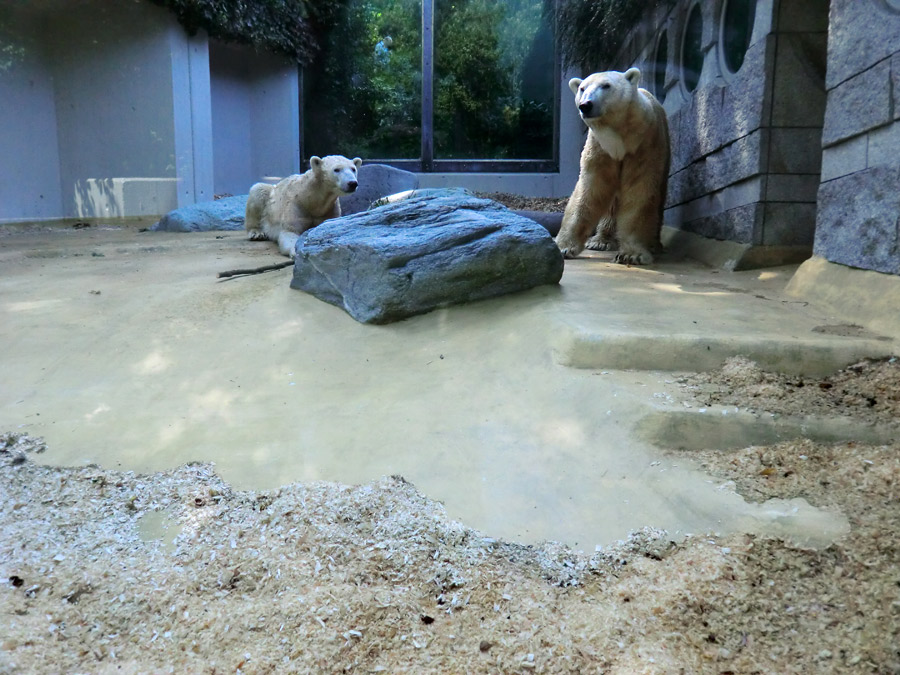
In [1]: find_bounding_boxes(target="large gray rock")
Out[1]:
[340,163,419,215]
[290,189,564,324]
[151,195,248,232]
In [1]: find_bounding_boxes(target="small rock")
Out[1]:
[151,195,248,232]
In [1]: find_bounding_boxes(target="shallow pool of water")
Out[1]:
[0,230,847,549]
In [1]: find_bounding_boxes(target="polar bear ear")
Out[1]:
[310,156,323,170]
[568,78,583,95]
[624,68,641,87]
[352,157,362,168]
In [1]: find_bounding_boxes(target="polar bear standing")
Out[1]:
[245,155,362,258]
[556,68,670,265]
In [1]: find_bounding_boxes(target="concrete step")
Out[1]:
[551,253,896,376]
[636,407,900,451]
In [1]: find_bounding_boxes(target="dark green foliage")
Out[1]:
[304,0,555,162]
[433,0,555,160]
[556,0,670,71]
[150,0,346,65]
[303,0,423,159]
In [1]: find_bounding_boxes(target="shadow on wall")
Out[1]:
[73,177,178,218]
[74,178,119,218]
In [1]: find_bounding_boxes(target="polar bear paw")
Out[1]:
[247,229,268,241]
[585,235,617,251]
[614,248,653,265]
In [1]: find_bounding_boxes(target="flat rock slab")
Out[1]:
[150,165,418,232]
[151,195,248,232]
[340,163,419,215]
[290,189,564,324]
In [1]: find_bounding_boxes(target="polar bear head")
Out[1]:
[310,155,363,194]
[568,68,642,122]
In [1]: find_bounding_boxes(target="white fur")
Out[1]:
[557,67,670,265]
[570,71,639,161]
[244,155,362,259]
[591,128,626,161]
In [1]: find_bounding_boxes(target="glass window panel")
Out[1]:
[721,0,756,74]
[682,4,703,93]
[433,0,554,160]
[303,0,422,160]
[654,31,668,103]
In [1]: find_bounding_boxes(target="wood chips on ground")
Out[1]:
[2,358,899,673]
[476,192,568,213]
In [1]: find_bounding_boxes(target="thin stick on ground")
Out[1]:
[217,260,293,278]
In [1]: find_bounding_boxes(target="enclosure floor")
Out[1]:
[0,225,893,549]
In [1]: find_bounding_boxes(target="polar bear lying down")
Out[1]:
[245,155,363,258]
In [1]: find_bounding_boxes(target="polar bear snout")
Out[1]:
[346,180,358,193]
[578,101,594,117]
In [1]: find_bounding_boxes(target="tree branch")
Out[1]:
[217,261,294,279]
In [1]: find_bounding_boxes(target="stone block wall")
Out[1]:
[613,0,829,262]
[814,0,900,275]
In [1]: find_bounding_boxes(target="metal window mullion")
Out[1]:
[551,0,561,169]
[421,0,434,172]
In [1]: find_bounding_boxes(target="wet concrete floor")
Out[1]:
[2,225,886,549]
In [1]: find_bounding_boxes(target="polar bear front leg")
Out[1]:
[557,178,615,259]
[245,183,274,241]
[612,166,663,265]
[613,204,656,265]
[276,230,301,259]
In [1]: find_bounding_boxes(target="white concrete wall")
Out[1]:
[210,42,300,196]
[171,31,215,207]
[44,2,182,218]
[251,64,300,180]
[1,0,220,222]
[210,48,253,195]
[0,8,63,222]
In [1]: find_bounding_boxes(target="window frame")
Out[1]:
[300,0,561,173]
[717,0,757,80]
[680,1,704,96]
[652,29,668,104]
